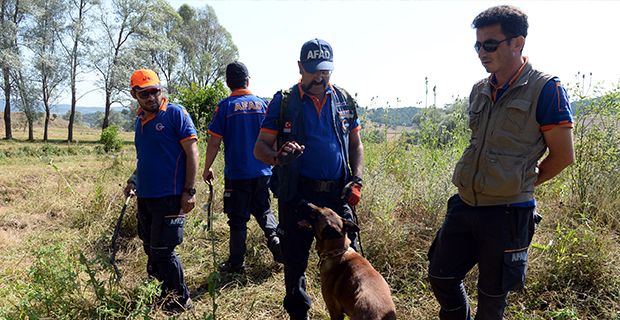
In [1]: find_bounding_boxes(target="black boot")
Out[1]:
[219,230,247,273]
[268,236,284,264]
[256,211,282,263]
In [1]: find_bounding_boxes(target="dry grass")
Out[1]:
[0,113,619,319]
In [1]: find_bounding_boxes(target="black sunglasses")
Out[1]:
[136,88,161,99]
[474,36,516,53]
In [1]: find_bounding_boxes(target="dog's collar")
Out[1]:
[319,245,349,260]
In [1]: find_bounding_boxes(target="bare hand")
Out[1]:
[181,192,196,213]
[124,183,136,199]
[275,141,305,165]
[203,168,215,185]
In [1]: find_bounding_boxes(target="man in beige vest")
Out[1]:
[427,5,575,319]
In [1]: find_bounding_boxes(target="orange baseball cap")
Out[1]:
[130,69,161,90]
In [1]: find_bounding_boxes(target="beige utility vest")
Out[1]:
[452,61,554,207]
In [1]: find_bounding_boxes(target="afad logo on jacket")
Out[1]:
[155,123,165,131]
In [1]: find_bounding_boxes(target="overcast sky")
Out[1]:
[66,1,620,110]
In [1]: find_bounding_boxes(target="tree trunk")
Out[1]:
[43,105,50,141]
[3,69,11,140]
[28,118,33,141]
[103,88,111,130]
[68,86,75,141]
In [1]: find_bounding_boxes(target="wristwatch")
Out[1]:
[184,187,196,196]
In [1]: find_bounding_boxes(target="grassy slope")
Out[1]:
[0,114,619,319]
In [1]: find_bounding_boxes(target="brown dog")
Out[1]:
[298,200,397,320]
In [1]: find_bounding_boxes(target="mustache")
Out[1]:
[304,79,326,91]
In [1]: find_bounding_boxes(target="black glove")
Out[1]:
[274,141,303,166]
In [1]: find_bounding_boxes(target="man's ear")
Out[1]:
[513,36,525,53]
[130,89,137,99]
[298,61,304,75]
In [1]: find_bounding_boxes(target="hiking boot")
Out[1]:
[268,236,284,264]
[163,297,194,315]
[218,260,246,273]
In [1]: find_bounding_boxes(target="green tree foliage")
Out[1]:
[176,3,238,89]
[13,67,42,141]
[139,2,183,95]
[59,0,99,142]
[62,109,83,126]
[171,80,228,137]
[359,106,421,127]
[91,0,160,130]
[0,0,27,140]
[26,0,69,142]
[410,97,469,148]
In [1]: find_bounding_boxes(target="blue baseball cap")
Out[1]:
[300,38,334,73]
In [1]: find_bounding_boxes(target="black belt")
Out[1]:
[298,176,341,192]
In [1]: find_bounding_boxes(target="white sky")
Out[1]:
[68,1,620,109]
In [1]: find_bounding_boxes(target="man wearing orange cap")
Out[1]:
[124,69,198,314]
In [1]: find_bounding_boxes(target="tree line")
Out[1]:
[0,0,238,141]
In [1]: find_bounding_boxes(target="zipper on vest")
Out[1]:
[471,97,494,207]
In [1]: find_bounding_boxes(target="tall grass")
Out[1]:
[0,83,619,320]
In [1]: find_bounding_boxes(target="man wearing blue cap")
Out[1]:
[254,39,364,320]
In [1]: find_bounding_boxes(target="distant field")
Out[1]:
[0,112,134,143]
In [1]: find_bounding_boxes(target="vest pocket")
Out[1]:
[477,152,526,196]
[452,146,476,189]
[501,99,531,132]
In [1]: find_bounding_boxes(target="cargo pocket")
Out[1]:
[502,247,529,292]
[163,213,185,247]
[223,188,233,214]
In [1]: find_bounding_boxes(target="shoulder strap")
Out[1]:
[275,88,292,148]
[333,85,358,119]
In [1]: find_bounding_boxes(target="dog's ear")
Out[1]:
[321,225,344,240]
[298,199,319,221]
[343,219,360,233]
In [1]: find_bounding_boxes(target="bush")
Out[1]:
[171,80,229,137]
[98,125,123,153]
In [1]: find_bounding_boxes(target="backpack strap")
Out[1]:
[274,88,292,149]
[333,84,358,119]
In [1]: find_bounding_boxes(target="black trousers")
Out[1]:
[223,176,278,266]
[428,194,535,320]
[137,195,190,306]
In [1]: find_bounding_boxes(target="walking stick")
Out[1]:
[111,195,132,284]
[207,181,213,231]
[351,204,365,258]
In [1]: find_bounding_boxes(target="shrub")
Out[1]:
[98,125,123,153]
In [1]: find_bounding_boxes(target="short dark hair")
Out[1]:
[472,5,528,39]
[226,78,248,90]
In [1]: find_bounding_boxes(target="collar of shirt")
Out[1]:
[297,79,334,117]
[489,56,529,102]
[231,89,253,96]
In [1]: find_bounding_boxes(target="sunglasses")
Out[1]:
[136,89,161,99]
[474,36,516,53]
